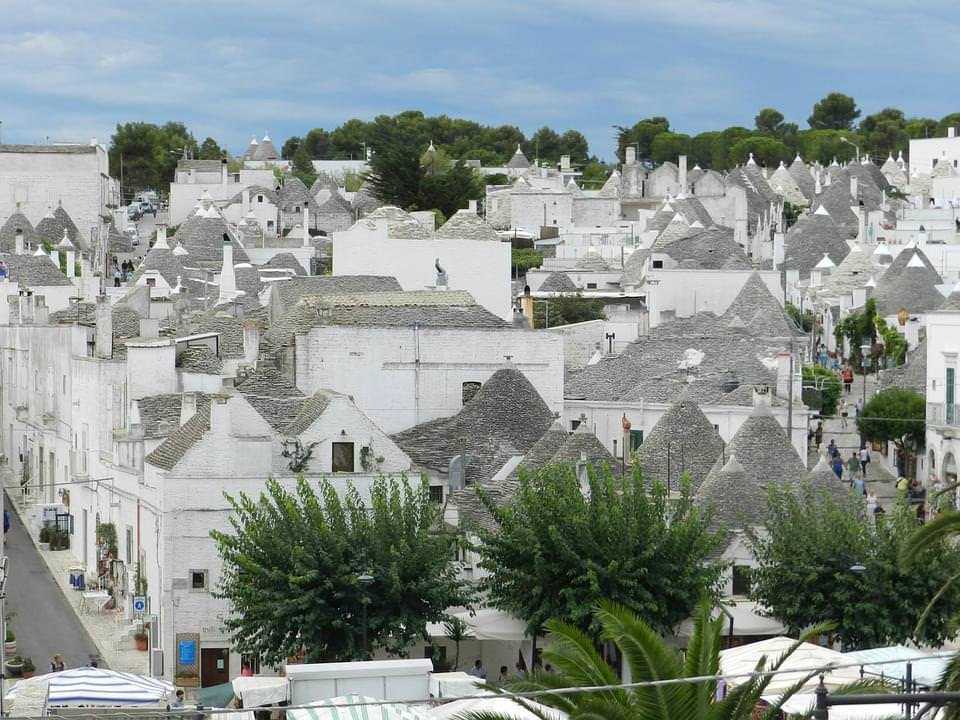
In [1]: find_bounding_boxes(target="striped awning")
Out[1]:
[286,694,424,720]
[9,667,174,706]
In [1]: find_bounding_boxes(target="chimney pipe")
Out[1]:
[949,127,957,139]
[625,146,636,165]
[302,205,310,247]
[34,295,49,324]
[180,392,198,426]
[94,295,113,359]
[678,155,688,193]
[7,296,20,325]
[242,319,260,365]
[14,229,23,255]
[217,233,236,305]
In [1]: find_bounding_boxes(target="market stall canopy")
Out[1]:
[426,696,567,720]
[232,676,290,707]
[197,681,235,708]
[286,694,424,720]
[7,667,174,706]
[677,601,787,637]
[719,637,862,694]
[763,692,907,719]
[427,672,484,699]
[427,608,528,641]
[844,645,951,688]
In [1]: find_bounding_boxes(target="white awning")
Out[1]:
[286,694,423,720]
[7,667,174,706]
[231,676,290,707]
[677,601,788,637]
[720,637,862,694]
[428,608,528,642]
[426,697,566,720]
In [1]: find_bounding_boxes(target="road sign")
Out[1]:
[133,596,146,616]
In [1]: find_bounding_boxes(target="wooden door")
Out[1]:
[200,648,230,687]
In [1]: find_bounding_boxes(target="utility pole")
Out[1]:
[787,341,795,448]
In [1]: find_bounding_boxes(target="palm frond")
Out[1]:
[914,569,960,636]
[901,511,960,566]
[540,619,621,691]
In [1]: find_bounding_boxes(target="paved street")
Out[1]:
[4,495,100,672]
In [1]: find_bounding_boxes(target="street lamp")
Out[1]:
[839,137,861,163]
[357,572,374,660]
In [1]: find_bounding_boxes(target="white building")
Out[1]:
[0,142,115,245]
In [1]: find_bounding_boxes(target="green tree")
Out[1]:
[615,117,670,162]
[834,297,878,368]
[728,135,791,167]
[650,131,691,164]
[476,464,722,637]
[528,126,562,163]
[474,598,853,720]
[281,136,302,160]
[689,131,720,168]
[785,302,814,332]
[859,108,907,158]
[711,126,753,169]
[802,365,842,416]
[794,129,863,164]
[533,294,607,327]
[109,121,198,194]
[857,388,925,479]
[197,137,223,160]
[511,248,542,276]
[291,147,317,187]
[330,118,371,159]
[906,118,938,140]
[558,129,589,164]
[579,162,610,188]
[211,476,469,664]
[875,315,909,366]
[808,92,861,130]
[937,113,960,138]
[748,482,960,650]
[755,108,786,134]
[303,128,332,159]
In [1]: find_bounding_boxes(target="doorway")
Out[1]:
[201,648,230,687]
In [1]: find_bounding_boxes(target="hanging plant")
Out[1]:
[281,439,319,473]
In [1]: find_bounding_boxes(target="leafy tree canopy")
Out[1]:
[615,116,670,162]
[533,294,607,327]
[857,388,925,474]
[109,121,200,195]
[748,483,960,649]
[808,92,861,130]
[728,135,792,168]
[211,476,470,664]
[651,132,692,164]
[476,464,722,637]
[859,108,908,158]
[198,137,224,160]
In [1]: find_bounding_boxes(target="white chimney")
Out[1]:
[850,176,858,200]
[155,223,168,249]
[950,127,957,139]
[560,155,571,172]
[242,319,260,365]
[467,199,478,213]
[678,155,688,192]
[773,230,785,267]
[209,396,230,434]
[302,205,311,247]
[94,295,113,359]
[20,292,34,324]
[625,146,636,165]
[221,158,228,190]
[34,295,49,324]
[241,188,250,216]
[65,248,76,278]
[139,318,159,338]
[7,296,19,325]
[852,286,867,308]
[217,234,236,304]
[14,229,24,255]
[180,392,198,426]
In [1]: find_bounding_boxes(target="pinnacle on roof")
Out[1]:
[548,422,619,469]
[747,153,756,165]
[814,204,830,216]
[172,243,189,256]
[795,153,803,162]
[56,228,74,250]
[32,245,47,257]
[815,253,835,269]
[507,144,530,169]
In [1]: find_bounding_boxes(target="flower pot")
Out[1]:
[135,636,148,651]
[4,640,16,656]
[22,669,34,678]
[5,661,22,677]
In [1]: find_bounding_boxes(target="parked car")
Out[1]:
[125,224,140,245]
[127,204,142,220]
[138,200,156,215]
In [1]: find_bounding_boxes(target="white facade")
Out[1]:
[909,133,960,176]
[333,226,513,321]
[292,326,564,434]
[0,143,113,243]
[925,309,960,490]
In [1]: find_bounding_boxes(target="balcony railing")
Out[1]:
[927,402,960,427]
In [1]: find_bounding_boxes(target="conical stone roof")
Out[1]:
[788,157,816,203]
[436,209,501,241]
[506,145,530,169]
[783,208,852,278]
[696,404,807,529]
[636,399,723,490]
[0,210,39,252]
[872,255,944,315]
[721,272,802,337]
[512,420,570,478]
[539,271,578,293]
[549,422,619,470]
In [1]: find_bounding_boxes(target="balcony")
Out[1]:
[927,403,960,428]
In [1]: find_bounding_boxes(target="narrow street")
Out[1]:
[4,495,101,672]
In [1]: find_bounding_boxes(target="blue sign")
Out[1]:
[178,639,197,666]
[133,596,146,613]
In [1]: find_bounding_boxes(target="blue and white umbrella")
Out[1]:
[8,667,174,706]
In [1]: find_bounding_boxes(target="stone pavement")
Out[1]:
[1,472,149,675]
[806,370,898,508]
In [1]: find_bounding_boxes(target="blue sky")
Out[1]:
[1,0,958,160]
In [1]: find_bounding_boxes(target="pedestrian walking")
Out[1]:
[839,398,849,428]
[814,421,823,450]
[827,438,839,458]
[842,366,854,394]
[859,445,871,478]
[50,655,65,672]
[832,454,844,479]
[853,475,866,496]
[113,268,121,287]
[847,452,860,481]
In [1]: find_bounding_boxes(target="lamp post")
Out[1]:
[840,136,861,163]
[357,572,374,660]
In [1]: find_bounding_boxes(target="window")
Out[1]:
[190,569,208,591]
[146,277,156,288]
[267,220,275,229]
[429,485,444,504]
[462,381,482,405]
[570,419,581,431]
[948,368,956,423]
[294,205,301,214]
[586,282,597,289]
[652,260,664,269]
[731,565,751,596]
[332,442,355,472]
[630,430,643,451]
[257,195,264,203]
[126,526,133,564]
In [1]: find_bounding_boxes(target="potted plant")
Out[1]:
[50,529,70,551]
[21,657,35,679]
[38,524,52,550]
[4,626,15,656]
[5,656,23,677]
[134,629,149,651]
